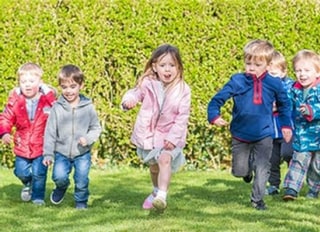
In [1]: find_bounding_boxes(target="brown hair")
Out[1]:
[244,39,275,64]
[58,64,85,85]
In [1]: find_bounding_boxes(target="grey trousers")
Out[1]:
[231,137,273,202]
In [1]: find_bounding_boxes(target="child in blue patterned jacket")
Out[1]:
[283,49,320,201]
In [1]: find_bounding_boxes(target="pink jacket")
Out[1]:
[0,85,56,159]
[122,79,191,150]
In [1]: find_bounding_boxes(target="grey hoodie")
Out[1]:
[43,94,101,161]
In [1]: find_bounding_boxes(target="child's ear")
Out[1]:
[80,83,85,89]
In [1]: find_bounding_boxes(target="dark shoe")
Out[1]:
[251,200,267,210]
[50,188,67,205]
[283,188,297,201]
[306,190,319,199]
[243,173,253,183]
[75,201,88,210]
[265,185,280,195]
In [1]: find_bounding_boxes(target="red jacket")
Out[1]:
[0,85,56,159]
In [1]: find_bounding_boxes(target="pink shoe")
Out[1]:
[142,194,154,210]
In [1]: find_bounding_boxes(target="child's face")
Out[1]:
[268,64,286,78]
[19,73,42,99]
[294,60,319,89]
[60,79,83,105]
[153,53,179,86]
[245,58,269,77]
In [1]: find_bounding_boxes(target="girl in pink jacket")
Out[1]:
[122,44,191,212]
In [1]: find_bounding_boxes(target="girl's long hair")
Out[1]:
[136,44,185,91]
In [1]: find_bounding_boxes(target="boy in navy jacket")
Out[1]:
[207,39,292,210]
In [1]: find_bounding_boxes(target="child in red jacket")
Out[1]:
[0,62,56,205]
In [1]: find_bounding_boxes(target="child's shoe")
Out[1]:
[251,200,267,210]
[50,188,67,205]
[152,196,167,211]
[32,199,45,206]
[75,201,88,210]
[142,193,155,210]
[21,184,32,202]
[265,185,280,195]
[243,173,253,183]
[283,188,297,201]
[306,190,319,199]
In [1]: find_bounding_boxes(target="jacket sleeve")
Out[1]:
[207,76,238,123]
[43,106,58,159]
[0,92,18,137]
[121,86,144,110]
[84,104,102,146]
[275,81,293,129]
[166,84,191,147]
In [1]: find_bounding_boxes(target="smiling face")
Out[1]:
[19,73,42,99]
[152,53,179,86]
[294,59,319,89]
[60,78,83,106]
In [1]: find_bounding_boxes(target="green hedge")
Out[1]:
[0,0,320,169]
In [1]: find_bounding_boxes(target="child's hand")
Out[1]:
[281,128,293,143]
[299,104,310,116]
[42,159,52,167]
[79,137,88,146]
[1,133,11,145]
[163,140,175,150]
[122,100,136,110]
[213,117,228,126]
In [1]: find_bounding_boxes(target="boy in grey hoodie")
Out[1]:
[43,64,101,209]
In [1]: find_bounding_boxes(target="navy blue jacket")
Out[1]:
[207,71,292,142]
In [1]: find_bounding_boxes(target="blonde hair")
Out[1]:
[270,51,288,75]
[292,49,320,73]
[137,44,184,90]
[17,62,43,80]
[244,39,275,64]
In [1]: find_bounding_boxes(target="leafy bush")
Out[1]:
[1,0,320,169]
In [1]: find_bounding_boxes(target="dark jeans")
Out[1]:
[268,138,293,188]
[14,155,48,200]
[231,137,273,202]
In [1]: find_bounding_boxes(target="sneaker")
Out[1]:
[142,193,155,210]
[243,173,253,183]
[265,186,280,195]
[283,188,297,201]
[75,201,88,210]
[306,190,319,199]
[21,185,32,202]
[32,199,45,206]
[50,188,67,205]
[152,196,167,211]
[251,200,267,210]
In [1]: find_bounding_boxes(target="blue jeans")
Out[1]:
[52,152,91,203]
[14,155,48,200]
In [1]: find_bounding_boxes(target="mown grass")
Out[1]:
[0,165,319,232]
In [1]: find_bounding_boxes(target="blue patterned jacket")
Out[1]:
[291,79,320,151]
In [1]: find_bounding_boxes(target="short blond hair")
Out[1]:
[292,49,320,73]
[244,39,275,64]
[17,62,43,80]
[270,51,288,75]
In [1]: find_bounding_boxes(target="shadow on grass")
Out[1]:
[0,169,319,232]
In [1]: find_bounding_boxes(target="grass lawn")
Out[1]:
[0,164,319,232]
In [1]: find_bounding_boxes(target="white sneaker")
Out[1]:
[21,185,32,202]
[152,196,167,210]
